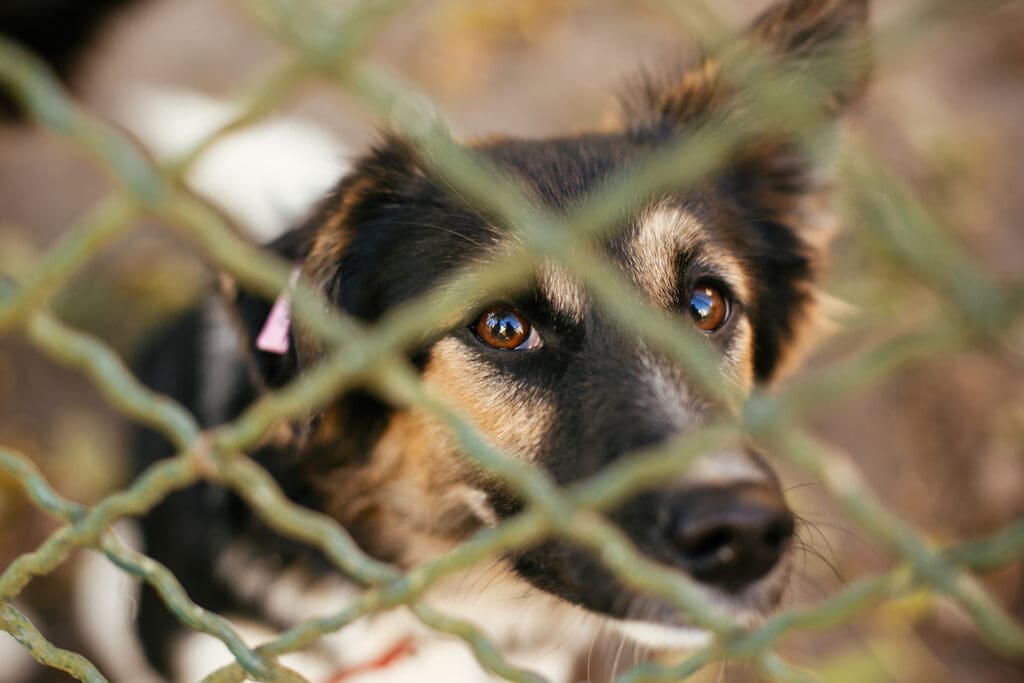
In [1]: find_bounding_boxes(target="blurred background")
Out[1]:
[1,0,1022,681]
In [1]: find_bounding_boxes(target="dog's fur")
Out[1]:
[70,1,870,681]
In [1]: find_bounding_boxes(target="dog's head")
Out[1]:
[265,0,869,645]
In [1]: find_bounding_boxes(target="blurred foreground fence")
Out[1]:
[1,0,1023,681]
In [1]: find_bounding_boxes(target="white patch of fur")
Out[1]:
[215,543,359,623]
[171,631,238,683]
[193,544,426,678]
[684,449,768,486]
[172,620,336,683]
[610,620,713,651]
[454,485,500,527]
[74,531,783,683]
[73,522,165,683]
[198,297,244,426]
[430,564,598,655]
[210,543,590,682]
[117,88,348,242]
[609,561,789,654]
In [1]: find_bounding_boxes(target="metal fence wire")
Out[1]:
[1,0,1023,681]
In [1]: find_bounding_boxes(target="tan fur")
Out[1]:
[538,262,589,322]
[724,317,755,390]
[316,337,553,566]
[318,408,487,566]
[762,284,835,382]
[304,178,371,291]
[276,0,872,666]
[629,205,751,307]
[620,58,727,131]
[628,206,756,389]
[425,338,555,462]
[295,175,377,363]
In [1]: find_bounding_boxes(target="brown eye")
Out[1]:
[473,306,542,350]
[688,284,729,332]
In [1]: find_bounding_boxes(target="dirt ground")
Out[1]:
[1,1,1022,681]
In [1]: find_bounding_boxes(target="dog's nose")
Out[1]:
[668,484,794,592]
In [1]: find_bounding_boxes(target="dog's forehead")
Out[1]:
[506,204,750,322]
[472,136,750,318]
[477,132,647,210]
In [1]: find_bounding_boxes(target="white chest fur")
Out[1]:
[77,529,600,683]
[180,542,599,683]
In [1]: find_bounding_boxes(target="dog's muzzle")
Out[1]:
[659,482,794,592]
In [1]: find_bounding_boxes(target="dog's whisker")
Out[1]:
[610,631,629,679]
[463,558,509,601]
[794,515,843,565]
[783,481,820,494]
[796,516,887,565]
[793,540,848,587]
[386,220,496,251]
[586,617,607,683]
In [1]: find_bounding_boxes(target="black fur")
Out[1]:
[123,0,870,672]
[130,128,814,665]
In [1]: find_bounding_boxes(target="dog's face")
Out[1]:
[274,0,868,644]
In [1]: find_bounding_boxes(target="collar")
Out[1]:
[324,638,416,683]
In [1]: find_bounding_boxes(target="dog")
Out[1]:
[62,0,871,681]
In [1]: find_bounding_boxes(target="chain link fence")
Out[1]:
[1,0,1023,681]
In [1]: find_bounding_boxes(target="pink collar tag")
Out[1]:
[256,266,301,355]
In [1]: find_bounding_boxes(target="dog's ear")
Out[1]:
[622,0,870,134]
[292,134,430,365]
[735,1,871,381]
[622,0,871,240]
[746,0,871,114]
[722,0,870,254]
[620,1,871,383]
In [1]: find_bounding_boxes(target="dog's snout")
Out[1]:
[668,484,794,593]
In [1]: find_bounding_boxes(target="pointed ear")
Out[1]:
[618,1,871,384]
[622,0,870,133]
[292,133,430,366]
[748,0,871,114]
[722,0,870,247]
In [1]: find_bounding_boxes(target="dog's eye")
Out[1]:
[473,306,542,351]
[688,283,730,333]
